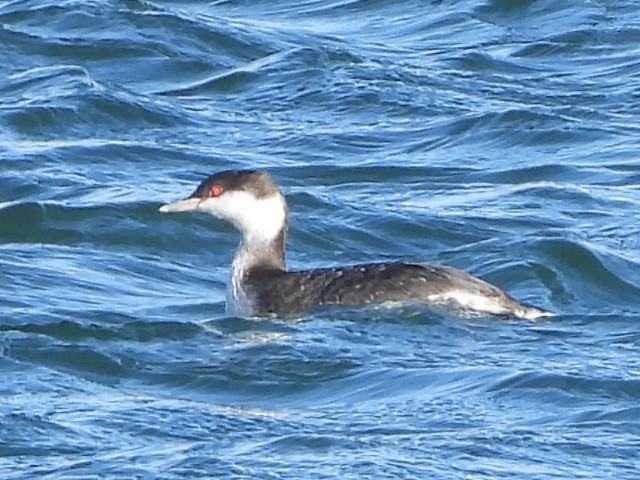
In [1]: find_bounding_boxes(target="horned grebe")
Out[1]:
[159,170,552,319]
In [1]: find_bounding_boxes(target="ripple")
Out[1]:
[490,370,640,402]
[0,319,201,343]
[159,48,306,97]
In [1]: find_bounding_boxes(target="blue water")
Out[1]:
[2,1,640,478]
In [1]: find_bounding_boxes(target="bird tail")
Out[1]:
[514,302,554,320]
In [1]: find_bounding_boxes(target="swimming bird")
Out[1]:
[159,170,552,319]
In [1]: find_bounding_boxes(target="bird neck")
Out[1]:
[232,226,287,275]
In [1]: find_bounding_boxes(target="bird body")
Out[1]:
[160,170,552,319]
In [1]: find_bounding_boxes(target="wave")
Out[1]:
[0,65,187,137]
[490,369,640,402]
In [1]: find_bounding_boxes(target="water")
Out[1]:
[1,0,640,478]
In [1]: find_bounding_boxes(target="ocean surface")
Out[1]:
[1,0,640,478]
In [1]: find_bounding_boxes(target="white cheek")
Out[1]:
[198,191,286,241]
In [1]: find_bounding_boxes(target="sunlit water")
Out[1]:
[1,1,639,478]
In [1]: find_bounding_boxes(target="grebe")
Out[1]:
[159,170,552,319]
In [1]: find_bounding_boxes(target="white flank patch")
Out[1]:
[428,291,508,316]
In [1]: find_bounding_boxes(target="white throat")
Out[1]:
[197,191,287,316]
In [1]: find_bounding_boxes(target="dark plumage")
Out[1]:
[192,170,282,200]
[245,262,535,318]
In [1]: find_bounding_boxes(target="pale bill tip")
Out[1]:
[158,197,201,213]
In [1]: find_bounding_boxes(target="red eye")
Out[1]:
[209,185,224,197]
